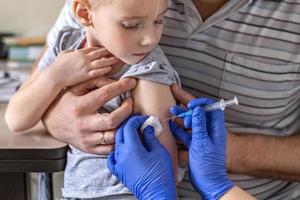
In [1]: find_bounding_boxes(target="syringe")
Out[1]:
[164,97,239,121]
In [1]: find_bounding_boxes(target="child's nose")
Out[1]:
[139,30,157,47]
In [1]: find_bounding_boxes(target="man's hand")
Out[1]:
[42,77,137,155]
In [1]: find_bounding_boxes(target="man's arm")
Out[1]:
[226,132,300,181]
[171,84,300,181]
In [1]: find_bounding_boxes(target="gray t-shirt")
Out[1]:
[39,27,180,199]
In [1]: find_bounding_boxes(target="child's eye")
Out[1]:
[122,23,143,30]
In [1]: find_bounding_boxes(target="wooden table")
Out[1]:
[0,103,68,200]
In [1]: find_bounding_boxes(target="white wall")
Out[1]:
[0,0,64,36]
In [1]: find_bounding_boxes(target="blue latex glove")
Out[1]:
[107,115,176,200]
[169,98,234,200]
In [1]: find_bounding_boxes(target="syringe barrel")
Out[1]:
[204,97,238,112]
[203,103,223,112]
[174,97,239,119]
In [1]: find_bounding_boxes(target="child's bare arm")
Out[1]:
[5,68,64,132]
[5,47,117,132]
[132,79,178,183]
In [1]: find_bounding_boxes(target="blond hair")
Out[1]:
[72,0,112,9]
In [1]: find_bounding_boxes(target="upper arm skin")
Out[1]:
[132,79,178,183]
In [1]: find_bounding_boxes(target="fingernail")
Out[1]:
[128,78,137,87]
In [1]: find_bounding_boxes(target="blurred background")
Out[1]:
[0,0,63,36]
[0,0,64,101]
[0,1,65,199]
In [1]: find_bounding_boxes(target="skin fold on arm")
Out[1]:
[133,79,178,184]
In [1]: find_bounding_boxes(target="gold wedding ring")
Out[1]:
[99,132,106,145]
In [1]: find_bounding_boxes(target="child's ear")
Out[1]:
[73,0,93,26]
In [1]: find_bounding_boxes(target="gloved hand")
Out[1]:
[107,115,176,200]
[169,98,234,200]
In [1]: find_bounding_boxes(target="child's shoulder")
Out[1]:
[120,46,181,86]
[54,27,85,53]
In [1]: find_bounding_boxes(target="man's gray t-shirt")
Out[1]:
[39,27,180,199]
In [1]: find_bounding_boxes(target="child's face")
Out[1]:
[89,0,167,64]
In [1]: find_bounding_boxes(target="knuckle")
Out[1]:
[119,79,128,89]
[99,88,111,102]
[107,116,118,129]
[107,145,115,153]
[71,103,82,117]
[74,119,85,131]
[125,101,134,113]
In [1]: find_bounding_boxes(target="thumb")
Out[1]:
[107,152,117,176]
[143,126,161,151]
[169,121,191,148]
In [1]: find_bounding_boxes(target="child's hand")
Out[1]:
[49,47,119,87]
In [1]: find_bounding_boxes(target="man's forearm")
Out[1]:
[226,132,300,181]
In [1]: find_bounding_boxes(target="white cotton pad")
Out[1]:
[140,116,163,137]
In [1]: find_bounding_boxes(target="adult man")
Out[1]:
[41,0,300,199]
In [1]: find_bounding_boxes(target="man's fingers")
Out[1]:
[68,76,112,95]
[78,78,137,112]
[92,144,115,155]
[77,98,133,131]
[89,131,115,145]
[105,98,134,128]
[88,67,112,78]
[77,137,115,155]
[103,130,116,144]
[171,84,195,106]
[95,77,116,88]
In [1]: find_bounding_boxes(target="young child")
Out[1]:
[5,0,180,199]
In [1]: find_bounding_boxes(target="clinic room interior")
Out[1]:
[0,1,65,199]
[1,0,300,200]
